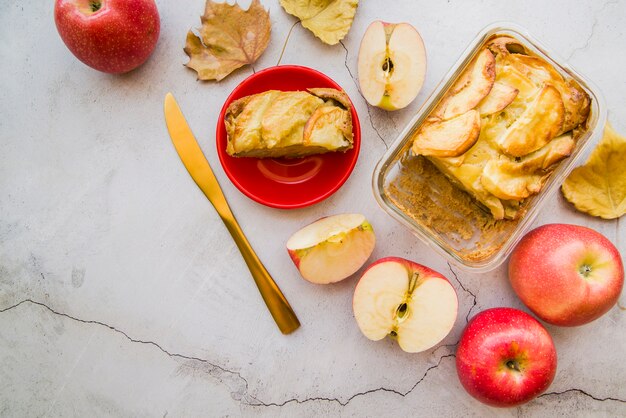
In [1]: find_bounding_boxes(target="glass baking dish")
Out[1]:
[372,22,606,272]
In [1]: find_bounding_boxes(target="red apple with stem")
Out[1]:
[456,307,557,407]
[54,0,160,74]
[509,224,624,326]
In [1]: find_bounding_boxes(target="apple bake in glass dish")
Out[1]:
[373,25,606,271]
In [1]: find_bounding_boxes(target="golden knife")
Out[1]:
[164,92,300,335]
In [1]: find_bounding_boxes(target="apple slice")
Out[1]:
[481,134,575,200]
[480,160,544,200]
[477,82,519,116]
[439,49,496,119]
[358,21,426,111]
[412,109,481,157]
[496,84,565,157]
[287,214,375,284]
[353,257,458,353]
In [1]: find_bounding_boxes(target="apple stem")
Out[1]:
[506,360,521,372]
[90,0,102,12]
[408,272,419,294]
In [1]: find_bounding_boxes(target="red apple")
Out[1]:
[509,224,624,326]
[456,307,557,407]
[54,0,160,74]
[353,257,457,353]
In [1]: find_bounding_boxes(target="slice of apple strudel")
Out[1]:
[225,88,354,159]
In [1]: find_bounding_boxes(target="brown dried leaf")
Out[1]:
[184,0,271,81]
[562,123,626,219]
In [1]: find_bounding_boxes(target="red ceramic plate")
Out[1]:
[216,65,361,209]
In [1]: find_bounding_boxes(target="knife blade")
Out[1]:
[164,92,300,335]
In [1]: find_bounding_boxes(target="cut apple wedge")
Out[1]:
[496,84,565,157]
[353,257,458,353]
[477,82,519,116]
[358,21,426,111]
[439,49,496,119]
[412,109,481,157]
[287,214,376,284]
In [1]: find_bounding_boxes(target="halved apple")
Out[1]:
[357,21,426,111]
[496,85,565,157]
[439,49,496,119]
[477,82,519,115]
[353,257,458,353]
[286,214,376,284]
[412,109,481,157]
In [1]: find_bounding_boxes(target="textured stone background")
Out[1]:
[1,0,624,416]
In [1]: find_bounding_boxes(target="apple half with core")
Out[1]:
[456,307,557,408]
[353,257,458,353]
[509,224,624,326]
[287,214,375,284]
[357,21,426,111]
[55,0,160,74]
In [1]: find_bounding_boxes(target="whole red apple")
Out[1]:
[54,0,160,74]
[509,224,624,326]
[456,307,557,407]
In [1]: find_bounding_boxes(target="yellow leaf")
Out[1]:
[562,123,626,219]
[280,0,358,45]
[184,0,271,81]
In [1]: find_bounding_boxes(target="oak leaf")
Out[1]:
[280,0,358,45]
[184,0,271,81]
[561,123,626,219]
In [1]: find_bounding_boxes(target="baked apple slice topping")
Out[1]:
[438,49,496,119]
[477,82,519,116]
[496,84,565,157]
[480,134,575,200]
[412,110,481,157]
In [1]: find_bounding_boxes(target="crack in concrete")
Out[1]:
[251,354,456,408]
[0,299,457,408]
[339,41,359,93]
[4,300,624,409]
[567,0,619,60]
[339,40,389,150]
[0,299,254,403]
[447,262,477,323]
[366,106,389,149]
[539,388,626,404]
[0,299,455,408]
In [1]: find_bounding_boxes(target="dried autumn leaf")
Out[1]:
[184,0,271,81]
[280,0,358,45]
[562,123,626,219]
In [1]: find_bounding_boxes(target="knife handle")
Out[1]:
[221,215,301,334]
